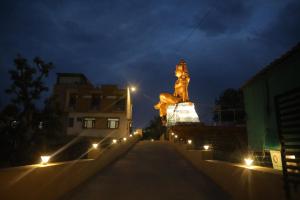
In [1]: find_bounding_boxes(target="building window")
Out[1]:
[107,118,119,129]
[68,118,74,127]
[69,94,77,108]
[83,118,95,129]
[91,95,101,109]
[115,98,125,111]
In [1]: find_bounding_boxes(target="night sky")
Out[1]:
[0,0,300,128]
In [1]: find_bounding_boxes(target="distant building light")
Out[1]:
[129,134,133,137]
[203,145,210,150]
[171,132,174,136]
[41,156,51,165]
[11,120,18,128]
[112,139,117,144]
[38,121,43,129]
[123,137,127,142]
[188,140,192,145]
[175,135,178,139]
[244,158,254,166]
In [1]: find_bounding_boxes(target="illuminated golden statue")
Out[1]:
[154,59,190,117]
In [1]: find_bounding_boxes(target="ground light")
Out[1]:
[92,143,98,149]
[244,157,254,166]
[123,137,127,142]
[203,145,210,150]
[187,139,192,145]
[112,139,117,144]
[40,156,51,165]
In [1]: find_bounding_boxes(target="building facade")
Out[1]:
[53,73,132,139]
[242,43,300,152]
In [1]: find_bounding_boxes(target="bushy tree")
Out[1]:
[213,88,245,124]
[143,116,166,140]
[0,55,55,166]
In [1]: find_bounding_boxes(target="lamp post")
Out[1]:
[127,85,136,137]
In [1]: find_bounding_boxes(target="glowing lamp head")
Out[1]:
[123,137,127,142]
[41,156,50,165]
[203,145,210,150]
[130,87,136,92]
[244,158,254,166]
[92,143,98,149]
[112,139,117,144]
[187,139,192,145]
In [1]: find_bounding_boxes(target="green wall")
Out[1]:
[243,51,300,152]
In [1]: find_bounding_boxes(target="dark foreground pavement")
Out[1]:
[62,141,230,200]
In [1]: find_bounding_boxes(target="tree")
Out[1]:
[143,116,166,140]
[3,55,54,165]
[213,88,245,124]
[6,55,53,137]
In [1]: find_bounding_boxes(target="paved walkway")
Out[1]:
[63,141,230,200]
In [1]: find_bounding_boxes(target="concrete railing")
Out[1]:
[174,143,299,200]
[0,136,140,200]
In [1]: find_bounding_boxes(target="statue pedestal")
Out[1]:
[166,102,200,126]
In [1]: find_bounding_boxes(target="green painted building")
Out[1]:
[242,43,300,152]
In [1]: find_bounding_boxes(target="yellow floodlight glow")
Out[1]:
[203,145,210,150]
[40,156,51,165]
[123,137,127,142]
[244,158,254,166]
[187,139,192,145]
[112,139,117,144]
[92,143,98,149]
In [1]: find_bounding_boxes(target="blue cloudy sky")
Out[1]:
[0,0,300,127]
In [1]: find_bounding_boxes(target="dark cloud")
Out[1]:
[0,0,300,126]
[195,0,253,36]
[256,1,300,47]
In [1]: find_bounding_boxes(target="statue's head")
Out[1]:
[175,59,188,77]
